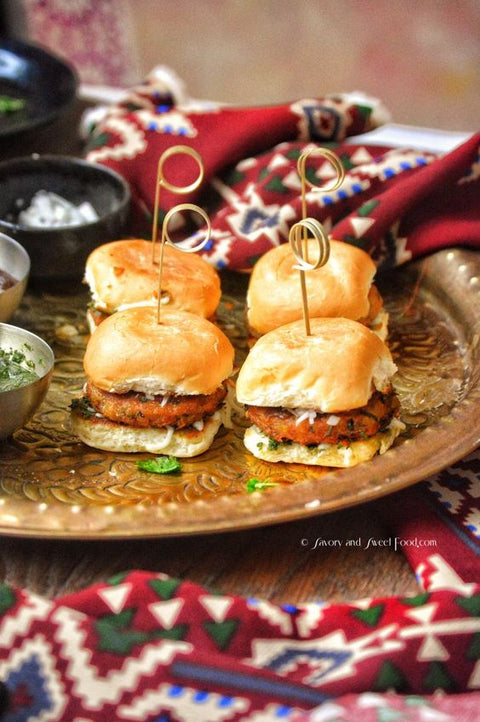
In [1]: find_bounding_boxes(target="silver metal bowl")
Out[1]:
[0,323,54,439]
[0,232,30,322]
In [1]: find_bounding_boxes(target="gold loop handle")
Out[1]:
[297,146,345,193]
[152,145,205,258]
[297,147,345,224]
[157,145,204,194]
[157,202,212,323]
[289,217,330,336]
[161,203,211,253]
[289,217,330,271]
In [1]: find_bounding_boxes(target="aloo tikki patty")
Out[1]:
[86,381,227,429]
[246,390,399,446]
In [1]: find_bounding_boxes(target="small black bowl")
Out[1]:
[0,154,131,281]
[0,37,78,138]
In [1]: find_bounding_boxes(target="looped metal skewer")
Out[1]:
[156,202,212,324]
[291,145,343,335]
[151,145,205,262]
[289,218,330,336]
[297,146,345,220]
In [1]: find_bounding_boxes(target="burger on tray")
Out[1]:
[236,316,404,467]
[71,305,234,456]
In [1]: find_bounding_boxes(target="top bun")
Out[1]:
[84,306,235,396]
[85,239,221,319]
[236,317,397,412]
[246,239,377,336]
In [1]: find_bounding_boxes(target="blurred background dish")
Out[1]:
[0,37,77,138]
[0,231,29,322]
[0,154,131,281]
[0,322,54,439]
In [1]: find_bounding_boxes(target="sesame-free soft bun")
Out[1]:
[84,306,234,396]
[71,408,224,456]
[237,317,397,412]
[85,239,221,320]
[236,317,403,467]
[246,239,387,337]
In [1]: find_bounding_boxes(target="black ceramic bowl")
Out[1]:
[0,155,131,281]
[0,38,78,138]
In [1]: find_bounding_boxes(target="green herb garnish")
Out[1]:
[0,96,26,115]
[0,345,40,391]
[136,455,182,474]
[267,438,280,451]
[246,477,278,493]
[70,396,97,419]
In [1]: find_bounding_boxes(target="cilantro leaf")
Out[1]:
[136,455,182,475]
[246,477,278,493]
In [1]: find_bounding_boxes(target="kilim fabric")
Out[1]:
[83,74,480,273]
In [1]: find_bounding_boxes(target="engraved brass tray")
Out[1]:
[0,248,479,539]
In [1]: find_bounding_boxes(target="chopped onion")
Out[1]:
[17,190,99,228]
[292,408,317,426]
[193,419,204,431]
[156,425,174,449]
[326,415,341,426]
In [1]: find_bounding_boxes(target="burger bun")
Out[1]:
[71,408,224,456]
[84,306,235,397]
[85,239,221,319]
[247,239,379,336]
[236,317,397,413]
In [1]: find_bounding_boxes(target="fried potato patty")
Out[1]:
[86,382,227,429]
[246,390,399,446]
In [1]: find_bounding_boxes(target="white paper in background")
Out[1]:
[346,123,473,154]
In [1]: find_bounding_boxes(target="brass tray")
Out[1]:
[0,248,479,539]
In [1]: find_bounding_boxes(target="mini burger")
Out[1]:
[84,239,221,331]
[246,239,387,339]
[71,306,234,456]
[236,317,404,467]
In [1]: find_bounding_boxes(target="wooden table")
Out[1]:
[0,97,420,605]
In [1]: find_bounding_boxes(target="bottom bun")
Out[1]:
[71,409,223,456]
[243,418,405,467]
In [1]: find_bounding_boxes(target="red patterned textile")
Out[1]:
[83,75,479,274]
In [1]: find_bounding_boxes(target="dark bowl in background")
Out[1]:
[0,154,131,281]
[0,37,78,138]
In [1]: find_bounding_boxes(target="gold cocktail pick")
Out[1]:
[297,146,345,221]
[292,146,345,335]
[289,218,330,336]
[296,146,344,265]
[151,145,205,263]
[156,202,212,324]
